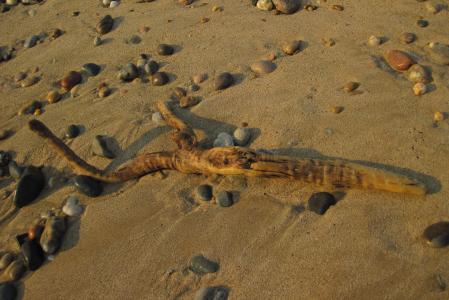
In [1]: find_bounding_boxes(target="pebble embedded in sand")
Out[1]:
[8,161,23,180]
[407,64,431,84]
[92,135,116,158]
[189,255,219,274]
[178,0,193,5]
[118,63,139,82]
[331,4,344,11]
[24,35,38,48]
[413,82,427,96]
[213,132,234,147]
[217,191,233,207]
[40,216,66,255]
[330,106,344,114]
[368,35,381,47]
[48,28,63,40]
[250,60,276,75]
[194,286,229,300]
[110,0,119,8]
[20,76,38,87]
[214,72,234,90]
[18,100,41,115]
[192,73,207,85]
[434,112,445,122]
[60,71,82,91]
[343,81,360,93]
[96,15,114,35]
[74,175,103,197]
[308,192,336,215]
[65,124,80,139]
[417,19,429,28]
[0,130,10,141]
[195,184,213,201]
[0,151,11,167]
[272,0,300,14]
[281,40,301,55]
[13,166,45,208]
[63,196,83,216]
[384,50,414,71]
[46,90,61,104]
[82,63,101,76]
[94,36,102,46]
[425,42,449,65]
[98,86,111,98]
[157,44,174,56]
[233,127,251,146]
[322,38,335,47]
[180,96,201,108]
[21,238,45,271]
[423,222,449,248]
[257,0,274,11]
[150,72,169,86]
[399,32,416,44]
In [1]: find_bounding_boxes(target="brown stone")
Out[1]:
[179,96,201,108]
[384,50,414,71]
[60,71,82,91]
[281,40,301,55]
[272,0,300,14]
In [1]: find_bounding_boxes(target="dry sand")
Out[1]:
[1,0,449,299]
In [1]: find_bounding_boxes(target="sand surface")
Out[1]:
[1,0,449,299]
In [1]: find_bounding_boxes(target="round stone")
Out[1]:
[417,19,429,28]
[118,63,139,82]
[214,72,233,90]
[406,64,431,83]
[413,82,427,96]
[195,184,213,201]
[367,35,381,46]
[157,44,174,56]
[384,50,414,71]
[144,60,159,75]
[217,191,233,207]
[39,216,66,254]
[13,166,45,208]
[96,15,114,35]
[62,196,83,216]
[110,0,119,8]
[343,81,359,93]
[192,73,207,85]
[74,175,103,197]
[21,239,45,271]
[399,32,416,44]
[257,0,274,11]
[281,40,301,55]
[423,222,449,248]
[65,124,80,139]
[308,192,336,215]
[233,127,251,146]
[150,72,169,86]
[46,90,61,104]
[0,282,17,300]
[272,0,300,14]
[250,60,276,75]
[189,255,219,274]
[60,71,82,91]
[82,63,101,76]
[213,132,234,147]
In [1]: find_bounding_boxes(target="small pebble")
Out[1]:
[171,87,187,100]
[20,76,38,87]
[322,38,335,47]
[157,44,174,56]
[24,35,39,48]
[18,100,41,115]
[250,60,276,75]
[150,72,169,86]
[425,2,441,14]
[8,161,23,180]
[308,192,336,215]
[47,90,61,104]
[70,85,80,98]
[92,135,115,158]
[399,32,416,44]
[0,130,10,140]
[188,84,200,92]
[272,0,300,14]
[14,71,26,82]
[0,253,14,270]
[195,184,213,201]
[39,216,66,255]
[423,222,449,248]
[434,112,445,122]
[214,72,234,90]
[233,127,251,146]
[65,124,80,139]
[407,64,431,84]
[74,175,103,197]
[94,36,102,46]
[331,4,344,11]
[21,239,45,271]
[60,71,82,91]
[192,73,207,85]
[179,0,193,5]
[48,28,63,40]
[189,255,219,274]
[110,0,120,8]
[13,166,45,208]
[180,96,201,108]
[194,286,229,300]
[127,35,141,44]
[213,132,234,147]
[217,191,233,207]
[0,151,11,167]
[384,50,414,71]
[425,42,449,65]
[343,81,359,93]
[330,106,344,114]
[281,40,301,55]
[28,224,44,241]
[368,35,381,47]
[257,0,274,11]
[0,282,17,300]
[102,0,111,7]
[118,63,139,82]
[144,60,159,75]
[62,195,83,216]
[98,86,111,98]
[417,19,429,28]
[96,15,114,35]
[5,260,26,281]
[413,82,427,96]
[82,63,101,76]
[152,112,165,125]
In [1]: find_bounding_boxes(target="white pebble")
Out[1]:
[110,1,120,8]
[257,0,273,11]
[102,0,112,6]
[368,35,381,47]
[62,196,83,216]
[213,132,234,147]
[152,112,165,125]
[233,127,251,146]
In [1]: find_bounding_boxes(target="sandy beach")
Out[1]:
[1,0,449,299]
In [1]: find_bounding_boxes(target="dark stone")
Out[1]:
[21,238,45,271]
[423,222,449,248]
[272,0,300,14]
[0,150,11,167]
[96,15,114,34]
[65,124,80,139]
[74,175,103,197]
[8,161,23,180]
[0,282,17,300]
[196,184,213,201]
[217,191,233,207]
[308,192,336,215]
[82,63,101,76]
[118,63,139,82]
[13,166,45,208]
[144,60,159,75]
[150,72,169,86]
[214,73,233,90]
[417,19,429,27]
[60,71,82,91]
[157,44,174,56]
[92,135,115,158]
[195,286,229,300]
[251,0,258,6]
[189,255,219,274]
[129,35,141,44]
[15,233,28,247]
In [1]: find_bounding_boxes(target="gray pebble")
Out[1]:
[213,133,234,147]
[24,35,38,48]
[423,222,449,248]
[308,192,336,215]
[189,255,219,274]
[195,286,229,300]
[214,72,233,90]
[82,63,101,76]
[195,184,213,201]
[40,216,66,255]
[8,161,23,180]
[94,36,102,46]
[118,63,139,82]
[233,128,251,146]
[217,191,233,207]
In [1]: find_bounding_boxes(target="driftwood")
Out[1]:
[28,101,426,195]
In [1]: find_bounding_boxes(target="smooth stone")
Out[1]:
[94,36,102,46]
[40,216,66,254]
[192,73,207,85]
[308,192,336,215]
[400,32,416,44]
[60,71,82,91]
[214,72,233,90]
[0,282,17,300]
[423,222,449,248]
[257,0,273,11]
[96,15,114,35]
[24,35,38,48]
[128,35,141,44]
[189,255,219,274]
[213,132,234,147]
[65,124,80,139]
[367,35,381,47]
[194,286,229,300]
[0,150,11,167]
[272,0,300,14]
[407,64,431,83]
[152,112,165,125]
[343,81,360,93]
[157,44,174,56]
[217,191,233,207]
[384,50,414,71]
[102,0,111,7]
[171,87,187,100]
[110,0,119,7]
[233,127,251,146]
[0,253,14,270]
[62,196,83,216]
[118,63,139,82]
[250,60,276,75]
[150,72,169,86]
[144,60,159,75]
[21,239,45,271]
[413,82,427,96]
[179,96,201,108]
[46,90,61,103]
[417,19,428,27]
[13,166,45,208]
[18,100,41,115]
[281,40,301,55]
[92,135,115,158]
[82,63,101,76]
[188,84,200,92]
[425,42,449,65]
[74,175,103,197]
[195,184,213,201]
[8,161,23,180]
[136,57,147,68]
[6,0,18,5]
[28,224,44,241]
[5,260,26,281]
[20,76,38,87]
